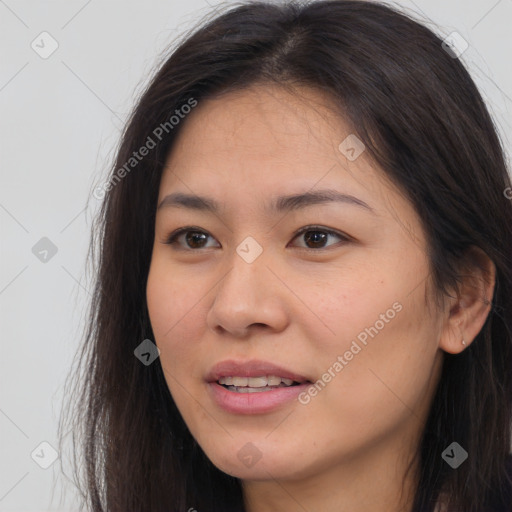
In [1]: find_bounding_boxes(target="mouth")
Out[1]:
[206,360,313,414]
[206,359,312,388]
[217,375,309,393]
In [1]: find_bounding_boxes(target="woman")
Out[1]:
[59,1,512,510]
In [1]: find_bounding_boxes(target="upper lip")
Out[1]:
[206,359,311,383]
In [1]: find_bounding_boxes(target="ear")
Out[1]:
[439,247,496,355]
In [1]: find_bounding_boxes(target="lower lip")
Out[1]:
[207,382,312,414]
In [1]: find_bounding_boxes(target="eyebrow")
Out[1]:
[157,189,374,214]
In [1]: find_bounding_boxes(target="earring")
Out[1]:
[462,339,466,346]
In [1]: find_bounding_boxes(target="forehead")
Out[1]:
[161,85,380,191]
[156,84,416,230]
[167,84,351,159]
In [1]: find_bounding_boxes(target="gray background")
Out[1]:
[1,0,511,510]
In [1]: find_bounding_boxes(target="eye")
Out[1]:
[162,226,219,250]
[161,225,350,251]
[289,225,350,251]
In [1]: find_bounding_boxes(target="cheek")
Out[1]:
[313,290,439,439]
[146,263,210,436]
[146,259,208,388]
[147,258,203,340]
[307,260,439,416]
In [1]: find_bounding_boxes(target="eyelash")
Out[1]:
[162,225,351,252]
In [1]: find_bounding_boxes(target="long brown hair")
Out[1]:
[59,1,512,510]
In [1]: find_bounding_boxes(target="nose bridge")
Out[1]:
[206,235,286,336]
[218,235,268,301]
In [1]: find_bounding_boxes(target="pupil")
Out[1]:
[305,231,326,248]
[186,231,207,248]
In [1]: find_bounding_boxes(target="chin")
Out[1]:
[202,442,310,481]
[215,459,299,481]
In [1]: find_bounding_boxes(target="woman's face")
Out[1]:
[146,84,445,483]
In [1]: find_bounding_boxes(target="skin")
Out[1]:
[146,83,495,512]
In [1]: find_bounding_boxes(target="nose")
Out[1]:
[205,246,289,338]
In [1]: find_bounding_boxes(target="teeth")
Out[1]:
[225,386,288,393]
[248,377,267,387]
[218,375,298,387]
[267,375,282,386]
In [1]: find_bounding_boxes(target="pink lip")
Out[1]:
[205,359,312,415]
[205,359,310,383]
[207,382,312,414]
